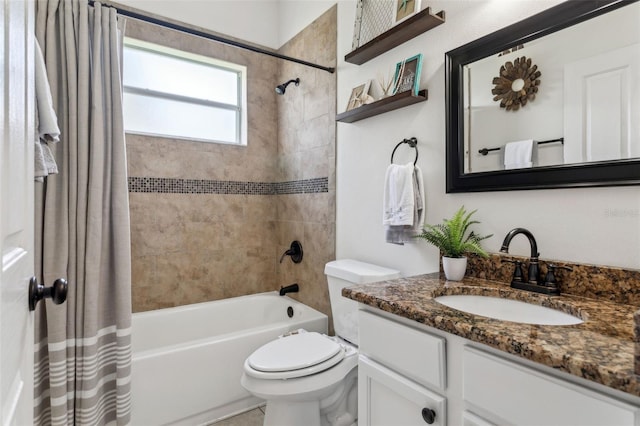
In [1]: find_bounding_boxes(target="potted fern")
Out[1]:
[415,206,492,281]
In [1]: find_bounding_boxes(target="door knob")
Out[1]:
[28,276,68,311]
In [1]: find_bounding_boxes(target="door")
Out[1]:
[1,0,35,424]
[563,43,640,164]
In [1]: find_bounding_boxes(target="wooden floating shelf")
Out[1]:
[336,90,428,123]
[345,8,445,65]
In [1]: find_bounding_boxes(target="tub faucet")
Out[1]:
[279,283,299,296]
[499,227,543,289]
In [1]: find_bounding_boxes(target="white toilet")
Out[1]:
[241,259,400,426]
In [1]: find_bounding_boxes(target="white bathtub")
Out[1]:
[131,292,328,425]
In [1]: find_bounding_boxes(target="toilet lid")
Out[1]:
[248,332,342,373]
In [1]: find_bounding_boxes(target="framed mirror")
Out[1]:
[445,0,640,192]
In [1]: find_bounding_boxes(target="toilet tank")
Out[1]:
[324,259,400,345]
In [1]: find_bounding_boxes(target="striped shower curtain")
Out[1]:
[33,1,132,424]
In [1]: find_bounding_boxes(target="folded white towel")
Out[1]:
[504,139,533,170]
[413,165,425,230]
[383,163,415,226]
[34,40,60,181]
[384,164,425,245]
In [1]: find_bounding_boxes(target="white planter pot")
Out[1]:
[442,256,467,281]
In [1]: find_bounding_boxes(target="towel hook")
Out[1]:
[390,137,418,166]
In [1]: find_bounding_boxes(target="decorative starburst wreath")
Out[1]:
[491,56,541,111]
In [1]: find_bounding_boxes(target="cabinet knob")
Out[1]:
[421,407,436,424]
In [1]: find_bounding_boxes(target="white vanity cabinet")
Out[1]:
[358,310,447,425]
[357,308,640,426]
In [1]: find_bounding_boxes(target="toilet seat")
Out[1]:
[245,332,346,380]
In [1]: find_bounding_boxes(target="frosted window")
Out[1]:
[123,38,246,145]
[123,47,238,105]
[124,91,237,143]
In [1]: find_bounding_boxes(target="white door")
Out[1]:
[1,0,35,424]
[563,43,640,164]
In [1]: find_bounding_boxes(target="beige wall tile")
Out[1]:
[131,222,186,257]
[304,87,335,122]
[297,114,334,152]
[243,195,278,222]
[276,6,337,325]
[129,7,337,323]
[131,255,156,287]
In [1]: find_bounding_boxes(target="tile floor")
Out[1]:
[211,407,265,426]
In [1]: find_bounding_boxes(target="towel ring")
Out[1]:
[390,137,418,166]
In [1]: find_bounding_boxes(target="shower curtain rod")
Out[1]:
[89,1,336,74]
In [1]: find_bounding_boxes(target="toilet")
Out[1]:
[241,259,400,426]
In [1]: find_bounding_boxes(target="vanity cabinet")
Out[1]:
[358,308,640,426]
[358,310,447,425]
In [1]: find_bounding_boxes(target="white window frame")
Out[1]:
[123,37,248,145]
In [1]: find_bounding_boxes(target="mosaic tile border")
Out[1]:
[128,176,328,195]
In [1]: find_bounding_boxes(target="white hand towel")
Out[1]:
[413,165,425,230]
[504,139,533,170]
[34,40,60,181]
[383,162,415,226]
[384,165,425,245]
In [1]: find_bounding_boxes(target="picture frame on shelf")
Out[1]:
[392,54,423,96]
[351,0,364,50]
[353,0,395,48]
[394,0,421,25]
[346,80,372,111]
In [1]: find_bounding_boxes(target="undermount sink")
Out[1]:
[434,295,583,326]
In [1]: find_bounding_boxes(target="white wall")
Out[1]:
[336,0,640,275]
[276,0,336,47]
[120,0,282,48]
[119,0,336,49]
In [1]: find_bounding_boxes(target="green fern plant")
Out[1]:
[415,206,492,258]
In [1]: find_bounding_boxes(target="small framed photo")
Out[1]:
[346,80,371,111]
[351,0,364,50]
[392,54,423,96]
[394,0,421,25]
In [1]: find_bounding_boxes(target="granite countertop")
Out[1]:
[343,273,640,397]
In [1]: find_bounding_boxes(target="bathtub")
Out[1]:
[131,292,328,425]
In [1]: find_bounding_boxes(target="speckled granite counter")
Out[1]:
[343,274,640,397]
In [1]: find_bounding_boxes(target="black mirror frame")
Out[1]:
[445,0,640,193]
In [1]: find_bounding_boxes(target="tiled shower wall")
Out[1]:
[276,6,337,328]
[127,7,336,320]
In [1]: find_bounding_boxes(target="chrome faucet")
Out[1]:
[500,227,541,285]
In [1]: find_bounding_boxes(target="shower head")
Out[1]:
[275,78,300,95]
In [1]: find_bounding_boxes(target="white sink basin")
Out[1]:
[434,295,583,325]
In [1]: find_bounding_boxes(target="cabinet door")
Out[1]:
[359,356,446,426]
